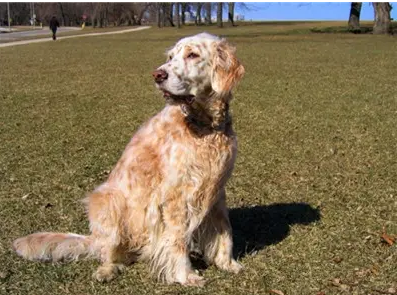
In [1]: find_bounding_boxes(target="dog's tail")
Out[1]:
[13,232,92,262]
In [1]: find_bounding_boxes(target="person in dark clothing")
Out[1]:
[49,16,60,40]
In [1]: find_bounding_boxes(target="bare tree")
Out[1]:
[167,3,175,27]
[91,3,111,28]
[176,3,181,28]
[155,3,174,28]
[195,3,203,25]
[161,3,166,27]
[58,2,66,26]
[125,3,151,26]
[373,2,392,34]
[217,2,222,28]
[137,3,151,25]
[2,2,153,27]
[156,3,161,27]
[55,3,84,26]
[348,2,362,32]
[228,2,235,26]
[34,3,58,25]
[205,2,211,25]
[12,3,31,25]
[181,3,187,25]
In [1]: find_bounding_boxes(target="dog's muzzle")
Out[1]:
[152,69,168,84]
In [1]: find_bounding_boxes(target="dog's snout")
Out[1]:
[152,69,168,83]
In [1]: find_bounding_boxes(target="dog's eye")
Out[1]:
[187,53,199,59]
[168,56,173,61]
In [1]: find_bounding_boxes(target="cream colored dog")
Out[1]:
[13,33,245,287]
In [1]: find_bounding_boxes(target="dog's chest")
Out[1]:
[176,129,237,195]
[195,134,235,175]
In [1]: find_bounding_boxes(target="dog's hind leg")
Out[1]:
[197,189,243,274]
[86,186,127,282]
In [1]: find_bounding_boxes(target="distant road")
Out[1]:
[0,26,151,48]
[0,27,81,42]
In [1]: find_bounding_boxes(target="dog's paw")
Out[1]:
[93,263,125,283]
[217,259,243,274]
[182,273,206,287]
[228,259,243,274]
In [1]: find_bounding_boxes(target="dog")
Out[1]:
[13,32,245,287]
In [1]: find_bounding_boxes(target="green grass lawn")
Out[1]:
[0,22,396,295]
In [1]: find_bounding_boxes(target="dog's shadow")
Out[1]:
[191,202,320,269]
[230,202,321,258]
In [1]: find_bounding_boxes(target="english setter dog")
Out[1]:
[13,33,245,287]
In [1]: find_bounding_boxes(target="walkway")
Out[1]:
[0,26,151,48]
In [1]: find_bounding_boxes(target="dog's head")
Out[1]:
[152,33,245,105]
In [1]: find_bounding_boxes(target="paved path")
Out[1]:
[0,27,81,42]
[0,26,150,48]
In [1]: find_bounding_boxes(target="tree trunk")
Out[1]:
[128,9,138,26]
[161,3,166,27]
[228,2,235,26]
[176,3,181,28]
[104,4,108,27]
[205,2,211,25]
[348,2,362,32]
[156,3,161,27]
[136,4,150,26]
[181,3,186,25]
[217,2,222,28]
[373,2,392,34]
[167,3,175,27]
[195,3,202,25]
[58,3,66,26]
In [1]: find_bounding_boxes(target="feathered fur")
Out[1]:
[13,33,245,286]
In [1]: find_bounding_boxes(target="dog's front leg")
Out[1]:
[197,189,243,274]
[151,195,205,287]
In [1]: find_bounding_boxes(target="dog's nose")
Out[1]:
[152,69,168,83]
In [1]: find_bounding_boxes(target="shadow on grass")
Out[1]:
[310,26,373,34]
[310,22,397,34]
[230,202,321,258]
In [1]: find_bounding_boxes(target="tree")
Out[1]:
[161,3,166,27]
[176,2,181,28]
[195,3,203,25]
[205,2,211,25]
[181,3,187,25]
[228,2,235,26]
[167,3,175,27]
[58,3,66,26]
[7,3,30,25]
[373,2,392,34]
[155,3,175,28]
[348,2,362,33]
[156,3,161,27]
[217,2,222,28]
[132,3,151,25]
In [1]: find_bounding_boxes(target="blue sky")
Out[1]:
[236,2,397,21]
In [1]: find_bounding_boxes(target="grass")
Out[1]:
[310,21,397,34]
[0,22,396,295]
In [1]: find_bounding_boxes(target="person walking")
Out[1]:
[49,16,60,40]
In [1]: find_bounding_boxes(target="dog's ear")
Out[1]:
[211,40,245,95]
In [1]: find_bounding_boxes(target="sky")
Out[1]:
[236,2,397,21]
